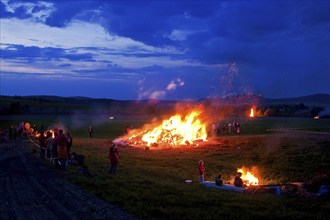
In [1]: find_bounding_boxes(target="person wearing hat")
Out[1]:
[109,143,119,174]
[234,172,243,187]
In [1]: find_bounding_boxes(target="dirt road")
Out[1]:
[0,138,137,220]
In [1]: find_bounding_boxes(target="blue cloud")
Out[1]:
[45,1,96,27]
[1,44,94,61]
[58,63,72,68]
[0,1,13,18]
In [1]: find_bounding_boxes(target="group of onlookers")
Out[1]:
[37,126,119,175]
[0,123,22,143]
[198,160,243,187]
[0,122,45,143]
[211,121,241,136]
[2,122,119,176]
[38,129,73,171]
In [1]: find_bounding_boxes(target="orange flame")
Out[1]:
[35,129,55,138]
[249,108,255,117]
[47,130,55,138]
[237,166,259,186]
[120,108,207,148]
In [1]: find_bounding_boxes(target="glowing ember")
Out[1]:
[119,109,207,148]
[249,108,255,117]
[237,166,259,186]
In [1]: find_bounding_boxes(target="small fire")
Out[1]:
[119,108,207,148]
[249,108,255,117]
[237,166,259,186]
[48,130,55,138]
[35,129,56,138]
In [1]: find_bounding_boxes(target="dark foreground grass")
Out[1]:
[61,133,330,220]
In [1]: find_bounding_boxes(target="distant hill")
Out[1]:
[0,95,178,115]
[201,94,330,107]
[265,94,330,106]
[0,94,329,116]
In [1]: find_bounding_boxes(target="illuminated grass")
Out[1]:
[65,134,329,219]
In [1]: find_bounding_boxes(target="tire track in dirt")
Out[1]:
[0,139,137,220]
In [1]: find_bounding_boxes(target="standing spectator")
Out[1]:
[18,122,23,137]
[236,126,240,134]
[52,132,58,166]
[13,125,17,140]
[66,132,73,159]
[9,125,14,141]
[125,125,131,134]
[32,124,38,134]
[211,123,217,136]
[88,125,93,138]
[45,131,53,160]
[222,124,226,134]
[38,130,46,159]
[3,128,9,143]
[55,129,68,171]
[228,123,232,133]
[216,123,220,134]
[198,160,205,183]
[237,121,240,134]
[108,143,119,174]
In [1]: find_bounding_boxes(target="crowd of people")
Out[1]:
[38,127,119,175]
[0,122,27,143]
[1,122,119,176]
[37,128,73,171]
[211,121,241,136]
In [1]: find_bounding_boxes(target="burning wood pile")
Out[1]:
[115,107,208,148]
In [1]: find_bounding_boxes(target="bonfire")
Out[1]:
[249,108,255,118]
[237,166,259,186]
[115,107,208,148]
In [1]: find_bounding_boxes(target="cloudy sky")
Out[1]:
[0,0,329,100]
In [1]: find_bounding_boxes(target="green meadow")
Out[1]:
[1,115,330,219]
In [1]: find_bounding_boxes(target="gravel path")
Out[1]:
[0,138,137,220]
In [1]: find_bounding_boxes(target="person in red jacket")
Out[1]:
[198,160,205,183]
[108,143,119,174]
[55,129,68,171]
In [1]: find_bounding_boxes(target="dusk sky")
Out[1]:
[0,0,329,100]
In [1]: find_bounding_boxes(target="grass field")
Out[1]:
[1,115,330,219]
